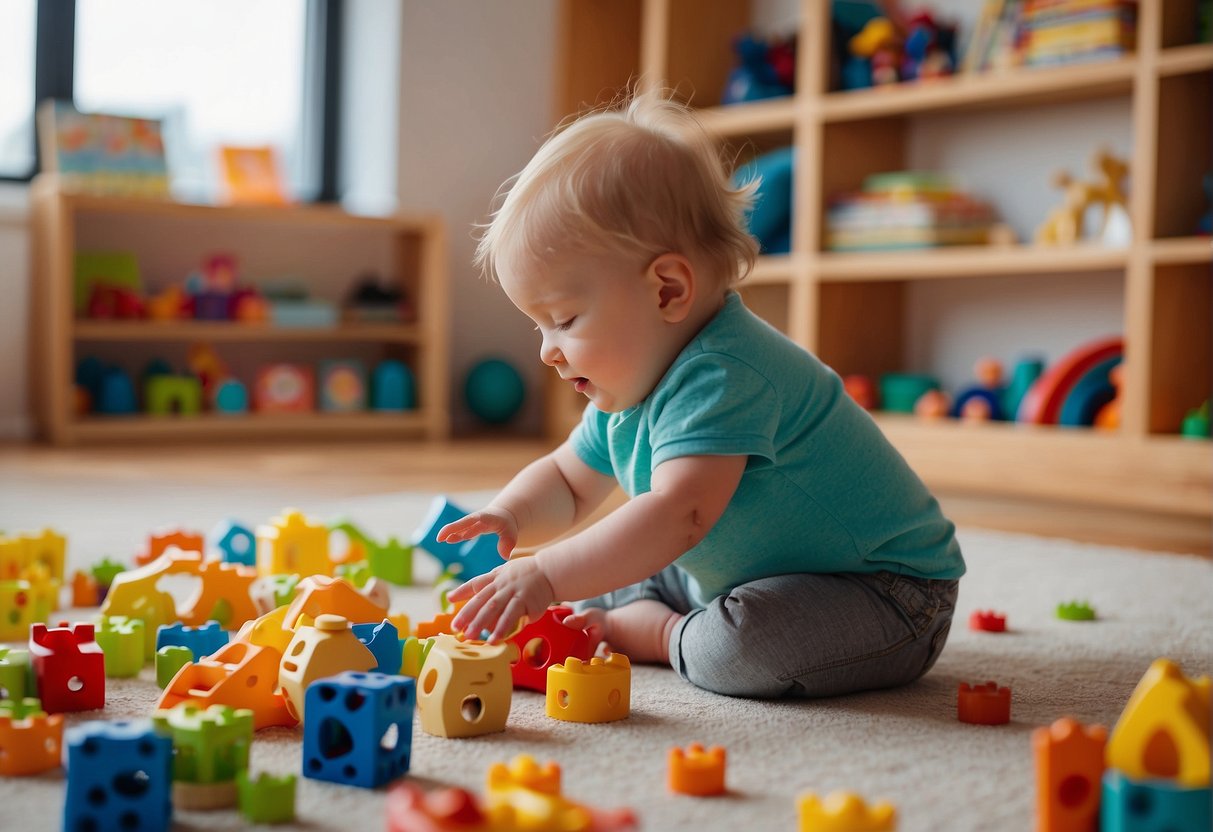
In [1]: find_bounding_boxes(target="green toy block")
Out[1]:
[152,703,253,784]
[208,597,233,628]
[0,696,45,719]
[1057,600,1097,621]
[0,648,30,702]
[400,635,435,678]
[264,574,301,608]
[335,560,371,588]
[90,557,126,588]
[367,536,413,586]
[95,615,145,678]
[145,374,202,416]
[1180,401,1210,439]
[129,593,178,659]
[329,519,373,557]
[237,771,296,824]
[156,645,193,689]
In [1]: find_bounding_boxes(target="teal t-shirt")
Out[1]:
[570,292,964,607]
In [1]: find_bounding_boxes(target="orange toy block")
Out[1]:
[1033,718,1108,832]
[20,529,66,583]
[668,744,727,796]
[282,575,388,631]
[1106,658,1210,787]
[70,571,98,607]
[415,610,459,639]
[798,792,897,831]
[486,754,562,797]
[158,640,295,731]
[279,614,375,723]
[179,557,259,628]
[136,529,204,566]
[958,681,1012,725]
[0,710,64,776]
[546,654,631,724]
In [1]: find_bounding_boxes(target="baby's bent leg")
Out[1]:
[671,572,958,699]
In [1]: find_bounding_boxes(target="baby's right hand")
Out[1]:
[437,506,519,560]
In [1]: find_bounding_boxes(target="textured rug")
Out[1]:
[0,487,1210,831]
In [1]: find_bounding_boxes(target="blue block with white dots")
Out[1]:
[302,671,415,789]
[64,719,173,832]
[155,621,230,661]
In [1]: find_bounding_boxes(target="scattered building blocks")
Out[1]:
[387,783,492,832]
[29,621,105,713]
[158,640,296,730]
[256,509,332,578]
[0,535,28,580]
[336,559,372,587]
[280,614,376,723]
[508,605,593,693]
[282,574,388,630]
[485,758,623,830]
[416,609,460,639]
[238,771,297,824]
[1101,770,1211,832]
[0,699,63,776]
[412,495,473,567]
[156,620,230,661]
[63,720,173,832]
[71,570,99,607]
[156,645,193,689]
[251,573,302,614]
[487,754,562,797]
[303,671,416,788]
[1107,658,1210,788]
[1057,601,1097,621]
[353,619,403,673]
[0,648,30,701]
[969,610,1007,632]
[417,634,517,738]
[20,528,66,582]
[1033,717,1108,832]
[958,681,1012,725]
[96,615,146,678]
[90,557,126,590]
[328,519,372,565]
[152,702,251,812]
[669,744,727,796]
[234,604,294,655]
[136,528,204,566]
[401,636,435,678]
[798,792,898,831]
[546,654,631,724]
[367,535,413,586]
[211,519,256,566]
[0,579,36,641]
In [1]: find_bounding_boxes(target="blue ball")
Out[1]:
[465,358,525,424]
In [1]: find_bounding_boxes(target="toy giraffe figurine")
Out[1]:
[1035,171,1096,245]
[1090,148,1131,245]
[1035,148,1131,246]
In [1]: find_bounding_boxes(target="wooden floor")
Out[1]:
[1,438,1208,556]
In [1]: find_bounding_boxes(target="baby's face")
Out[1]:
[499,250,677,413]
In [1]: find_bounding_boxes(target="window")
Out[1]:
[2,0,340,200]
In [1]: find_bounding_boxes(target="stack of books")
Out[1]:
[826,172,998,252]
[1020,0,1137,65]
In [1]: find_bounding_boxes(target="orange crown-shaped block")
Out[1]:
[668,743,726,796]
[1033,717,1107,832]
[958,681,1012,725]
[798,792,897,831]
[0,712,64,776]
[487,754,562,796]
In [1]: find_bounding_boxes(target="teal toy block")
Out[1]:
[156,645,193,689]
[411,496,470,568]
[152,703,253,784]
[0,648,30,702]
[96,615,146,677]
[211,519,256,566]
[335,559,372,588]
[367,536,413,586]
[1057,600,1097,621]
[1102,770,1212,832]
[237,771,296,824]
[0,696,45,719]
[352,619,402,674]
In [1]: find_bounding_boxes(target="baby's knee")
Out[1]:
[672,610,793,699]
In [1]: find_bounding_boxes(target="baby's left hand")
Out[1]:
[447,556,556,643]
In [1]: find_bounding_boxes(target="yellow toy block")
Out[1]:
[0,580,36,641]
[20,529,66,583]
[417,634,517,738]
[798,792,897,831]
[487,754,562,797]
[278,614,375,723]
[388,612,410,638]
[0,536,30,581]
[20,562,60,623]
[545,654,630,724]
[233,605,294,655]
[256,510,332,578]
[1107,657,1211,788]
[668,743,726,796]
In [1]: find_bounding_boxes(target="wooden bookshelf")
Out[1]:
[29,176,450,445]
[553,0,1213,520]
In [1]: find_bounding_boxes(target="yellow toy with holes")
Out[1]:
[256,510,332,578]
[278,614,375,724]
[798,792,897,831]
[417,634,516,738]
[545,654,631,724]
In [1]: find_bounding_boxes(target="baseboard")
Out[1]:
[0,414,32,441]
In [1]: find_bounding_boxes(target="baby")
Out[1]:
[441,91,964,698]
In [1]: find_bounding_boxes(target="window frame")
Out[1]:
[1,0,343,204]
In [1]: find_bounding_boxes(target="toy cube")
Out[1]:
[1102,770,1212,832]
[303,671,416,788]
[417,634,517,738]
[352,619,403,674]
[508,606,593,693]
[20,529,66,582]
[367,536,413,586]
[152,702,253,783]
[958,681,1011,725]
[30,622,105,713]
[156,645,193,689]
[96,615,146,678]
[0,580,35,641]
[211,519,256,566]
[279,614,376,723]
[63,720,173,832]
[546,654,631,724]
[238,771,297,824]
[156,620,230,661]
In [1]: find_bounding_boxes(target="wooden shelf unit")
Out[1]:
[29,176,450,444]
[552,0,1212,519]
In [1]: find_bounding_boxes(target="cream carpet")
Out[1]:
[1,485,1210,831]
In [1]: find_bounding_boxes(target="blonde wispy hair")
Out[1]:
[474,90,760,289]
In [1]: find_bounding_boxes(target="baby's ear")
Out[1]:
[647,253,695,323]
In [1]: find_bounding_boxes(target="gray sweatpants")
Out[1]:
[577,567,959,699]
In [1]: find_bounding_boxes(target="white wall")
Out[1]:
[0,186,31,439]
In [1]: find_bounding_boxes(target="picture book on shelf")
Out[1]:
[36,100,170,198]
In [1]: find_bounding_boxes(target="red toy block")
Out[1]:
[508,606,593,692]
[958,681,1011,725]
[29,622,106,714]
[1033,717,1108,832]
[969,610,1007,632]
[387,783,489,831]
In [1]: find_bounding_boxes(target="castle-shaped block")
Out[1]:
[545,654,631,724]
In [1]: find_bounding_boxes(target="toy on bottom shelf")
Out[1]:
[1033,718,1107,832]
[30,621,105,714]
[968,610,1007,633]
[545,654,631,724]
[0,697,63,776]
[798,791,897,831]
[668,744,727,796]
[318,359,368,412]
[371,359,417,411]
[303,671,416,789]
[1018,338,1124,425]
[1056,600,1097,621]
[254,363,315,413]
[508,605,593,693]
[465,357,526,425]
[63,720,173,832]
[957,681,1011,725]
[417,634,517,738]
[1181,401,1211,439]
[152,702,253,810]
[951,358,1005,422]
[238,771,297,824]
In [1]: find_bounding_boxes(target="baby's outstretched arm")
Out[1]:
[449,453,747,641]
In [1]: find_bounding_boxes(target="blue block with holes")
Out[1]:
[302,671,415,789]
[63,719,173,832]
[352,620,402,674]
[155,621,230,661]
